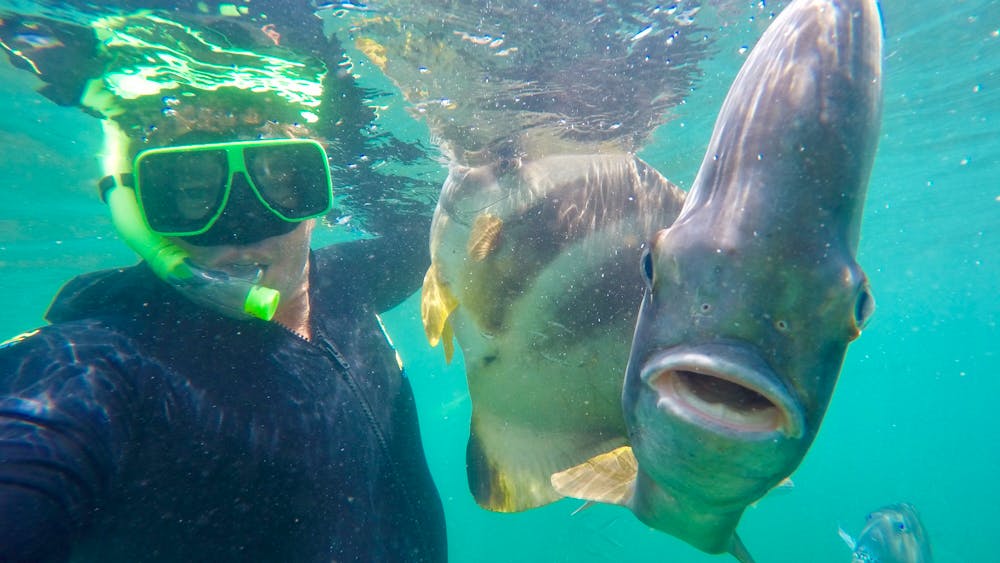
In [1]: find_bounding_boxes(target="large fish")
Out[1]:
[553,0,883,560]
[839,503,933,563]
[421,152,685,511]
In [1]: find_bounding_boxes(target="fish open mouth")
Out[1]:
[641,344,805,439]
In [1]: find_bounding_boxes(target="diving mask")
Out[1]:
[132,138,334,246]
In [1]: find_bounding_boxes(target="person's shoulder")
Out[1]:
[310,244,368,298]
[312,243,360,269]
[0,318,156,408]
[2,318,133,355]
[46,263,163,324]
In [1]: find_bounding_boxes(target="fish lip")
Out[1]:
[640,343,805,440]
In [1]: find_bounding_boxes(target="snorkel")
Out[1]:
[100,122,281,321]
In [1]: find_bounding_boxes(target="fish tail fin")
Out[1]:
[550,446,638,508]
[420,261,459,363]
[729,533,756,563]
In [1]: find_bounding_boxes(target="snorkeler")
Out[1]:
[0,3,446,561]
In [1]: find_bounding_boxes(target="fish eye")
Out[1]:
[897,523,906,531]
[641,247,654,289]
[854,282,875,330]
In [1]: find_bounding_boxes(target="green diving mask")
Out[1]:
[132,138,334,245]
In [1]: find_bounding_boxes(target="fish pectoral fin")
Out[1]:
[549,445,637,508]
[420,262,459,363]
[441,318,455,364]
[729,533,757,563]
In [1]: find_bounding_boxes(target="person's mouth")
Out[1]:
[225,262,267,283]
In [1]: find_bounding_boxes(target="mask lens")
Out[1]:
[244,142,332,220]
[136,149,228,234]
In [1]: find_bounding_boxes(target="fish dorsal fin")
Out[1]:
[550,446,637,507]
[837,526,857,551]
[467,212,503,261]
[420,261,459,363]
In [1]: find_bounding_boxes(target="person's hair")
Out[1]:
[118,93,321,158]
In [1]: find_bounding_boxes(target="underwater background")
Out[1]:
[0,0,996,561]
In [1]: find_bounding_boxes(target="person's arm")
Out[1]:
[318,210,433,314]
[0,322,137,561]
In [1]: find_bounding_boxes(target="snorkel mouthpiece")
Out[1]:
[245,284,281,320]
[172,263,281,321]
[103,165,280,321]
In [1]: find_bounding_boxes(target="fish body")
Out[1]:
[553,0,883,558]
[839,503,933,563]
[421,153,685,511]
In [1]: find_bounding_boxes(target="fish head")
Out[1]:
[621,0,883,554]
[854,503,933,563]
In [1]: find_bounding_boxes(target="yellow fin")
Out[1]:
[420,262,459,363]
[550,445,637,507]
[467,213,503,261]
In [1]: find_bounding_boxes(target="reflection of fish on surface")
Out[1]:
[328,0,711,162]
[839,503,933,563]
[421,153,685,511]
[552,0,883,561]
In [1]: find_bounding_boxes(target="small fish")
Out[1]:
[839,503,933,563]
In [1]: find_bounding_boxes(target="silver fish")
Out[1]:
[839,503,933,563]
[553,0,883,560]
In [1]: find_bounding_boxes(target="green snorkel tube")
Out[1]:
[101,124,280,321]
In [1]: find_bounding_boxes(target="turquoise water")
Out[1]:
[1,1,998,561]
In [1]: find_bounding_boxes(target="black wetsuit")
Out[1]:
[0,242,447,562]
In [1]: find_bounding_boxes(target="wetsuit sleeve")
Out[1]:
[321,210,433,313]
[0,322,140,561]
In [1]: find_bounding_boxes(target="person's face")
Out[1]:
[171,219,315,306]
